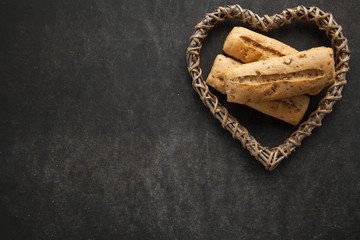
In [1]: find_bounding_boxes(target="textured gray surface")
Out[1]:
[0,0,360,239]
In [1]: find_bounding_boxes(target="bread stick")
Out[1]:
[223,27,298,63]
[225,47,335,104]
[222,27,321,96]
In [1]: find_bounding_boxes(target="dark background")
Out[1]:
[1,0,359,239]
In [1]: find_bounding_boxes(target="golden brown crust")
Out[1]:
[246,95,310,125]
[206,54,242,93]
[225,47,335,104]
[223,27,298,63]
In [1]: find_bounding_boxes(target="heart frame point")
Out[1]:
[186,5,350,171]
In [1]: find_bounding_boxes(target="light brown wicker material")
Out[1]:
[186,5,350,171]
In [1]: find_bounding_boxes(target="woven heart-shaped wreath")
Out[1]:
[186,5,350,170]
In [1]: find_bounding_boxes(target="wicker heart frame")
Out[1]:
[186,5,350,170]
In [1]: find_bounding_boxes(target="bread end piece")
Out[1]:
[206,54,242,94]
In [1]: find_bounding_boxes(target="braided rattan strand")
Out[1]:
[186,5,350,171]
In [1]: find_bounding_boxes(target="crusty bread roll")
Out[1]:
[223,27,298,63]
[223,27,322,96]
[225,47,335,104]
[206,54,310,125]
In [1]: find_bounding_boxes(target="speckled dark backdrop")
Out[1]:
[1,0,359,239]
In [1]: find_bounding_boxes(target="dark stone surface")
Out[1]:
[1,0,359,239]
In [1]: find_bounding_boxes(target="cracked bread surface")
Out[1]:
[224,47,335,104]
[223,27,298,63]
